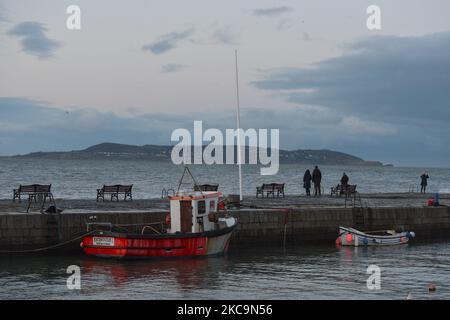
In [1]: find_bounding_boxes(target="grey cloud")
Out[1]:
[143,29,194,54]
[252,6,293,17]
[211,26,239,45]
[0,97,390,150]
[277,19,293,31]
[161,63,189,73]
[253,32,450,126]
[0,1,9,24]
[301,32,311,41]
[1,96,449,166]
[8,21,61,58]
[0,97,186,154]
[0,10,6,24]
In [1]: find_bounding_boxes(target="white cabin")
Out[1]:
[168,191,221,233]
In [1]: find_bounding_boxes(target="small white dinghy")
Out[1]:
[336,226,415,246]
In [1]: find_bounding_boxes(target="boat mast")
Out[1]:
[235,49,243,201]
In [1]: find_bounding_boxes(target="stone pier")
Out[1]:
[1,197,449,252]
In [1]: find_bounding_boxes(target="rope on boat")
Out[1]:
[0,230,97,254]
[141,225,162,235]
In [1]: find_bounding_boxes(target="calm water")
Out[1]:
[0,158,450,199]
[1,159,449,299]
[0,241,449,300]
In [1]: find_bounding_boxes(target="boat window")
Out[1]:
[210,200,215,211]
[198,200,206,214]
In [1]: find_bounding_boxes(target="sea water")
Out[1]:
[0,158,449,199]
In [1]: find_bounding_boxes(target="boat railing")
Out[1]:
[86,222,112,232]
[161,188,175,199]
[86,221,166,234]
[141,224,162,235]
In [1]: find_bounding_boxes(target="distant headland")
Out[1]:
[2,143,388,166]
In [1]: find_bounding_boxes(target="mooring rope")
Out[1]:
[0,230,97,254]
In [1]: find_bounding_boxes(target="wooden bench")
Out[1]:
[344,184,357,197]
[256,183,285,198]
[97,185,133,202]
[330,184,342,197]
[13,184,55,213]
[13,184,54,203]
[330,184,357,197]
[194,184,219,192]
[274,183,285,197]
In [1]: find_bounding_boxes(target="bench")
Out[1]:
[330,184,342,197]
[256,183,285,198]
[330,184,358,197]
[97,185,133,202]
[274,183,285,197]
[344,184,357,197]
[330,184,357,197]
[194,184,219,192]
[13,184,55,213]
[13,184,54,203]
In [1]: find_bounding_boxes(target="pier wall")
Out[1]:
[230,206,450,246]
[0,206,449,251]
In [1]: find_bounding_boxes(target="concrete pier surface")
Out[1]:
[0,192,448,214]
[0,193,449,251]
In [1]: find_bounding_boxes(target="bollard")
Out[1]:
[434,193,440,206]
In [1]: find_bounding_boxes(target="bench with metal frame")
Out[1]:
[13,184,55,213]
[256,183,285,198]
[96,184,133,202]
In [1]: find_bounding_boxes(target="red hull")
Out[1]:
[81,226,235,259]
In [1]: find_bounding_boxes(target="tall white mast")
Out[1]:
[235,49,243,201]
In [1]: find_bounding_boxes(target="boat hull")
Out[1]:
[81,224,235,259]
[336,226,415,246]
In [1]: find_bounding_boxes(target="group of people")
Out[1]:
[303,166,350,197]
[301,166,431,196]
[302,166,322,197]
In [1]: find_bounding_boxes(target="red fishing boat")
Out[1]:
[80,169,237,259]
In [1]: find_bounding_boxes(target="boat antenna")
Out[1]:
[235,49,243,201]
[176,166,203,195]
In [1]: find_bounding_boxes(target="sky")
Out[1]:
[1,0,450,167]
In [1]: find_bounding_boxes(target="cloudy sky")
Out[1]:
[1,0,450,167]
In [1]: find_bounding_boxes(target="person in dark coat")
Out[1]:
[303,169,312,196]
[312,166,322,196]
[420,172,429,193]
[340,172,349,190]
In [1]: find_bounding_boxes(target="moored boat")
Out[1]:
[336,226,415,246]
[81,190,237,258]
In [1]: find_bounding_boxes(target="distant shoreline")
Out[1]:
[0,157,391,167]
[0,142,387,167]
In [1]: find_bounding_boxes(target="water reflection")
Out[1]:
[0,241,449,299]
[80,256,229,292]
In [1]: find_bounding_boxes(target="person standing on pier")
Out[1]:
[303,169,312,196]
[420,172,429,193]
[312,166,322,197]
